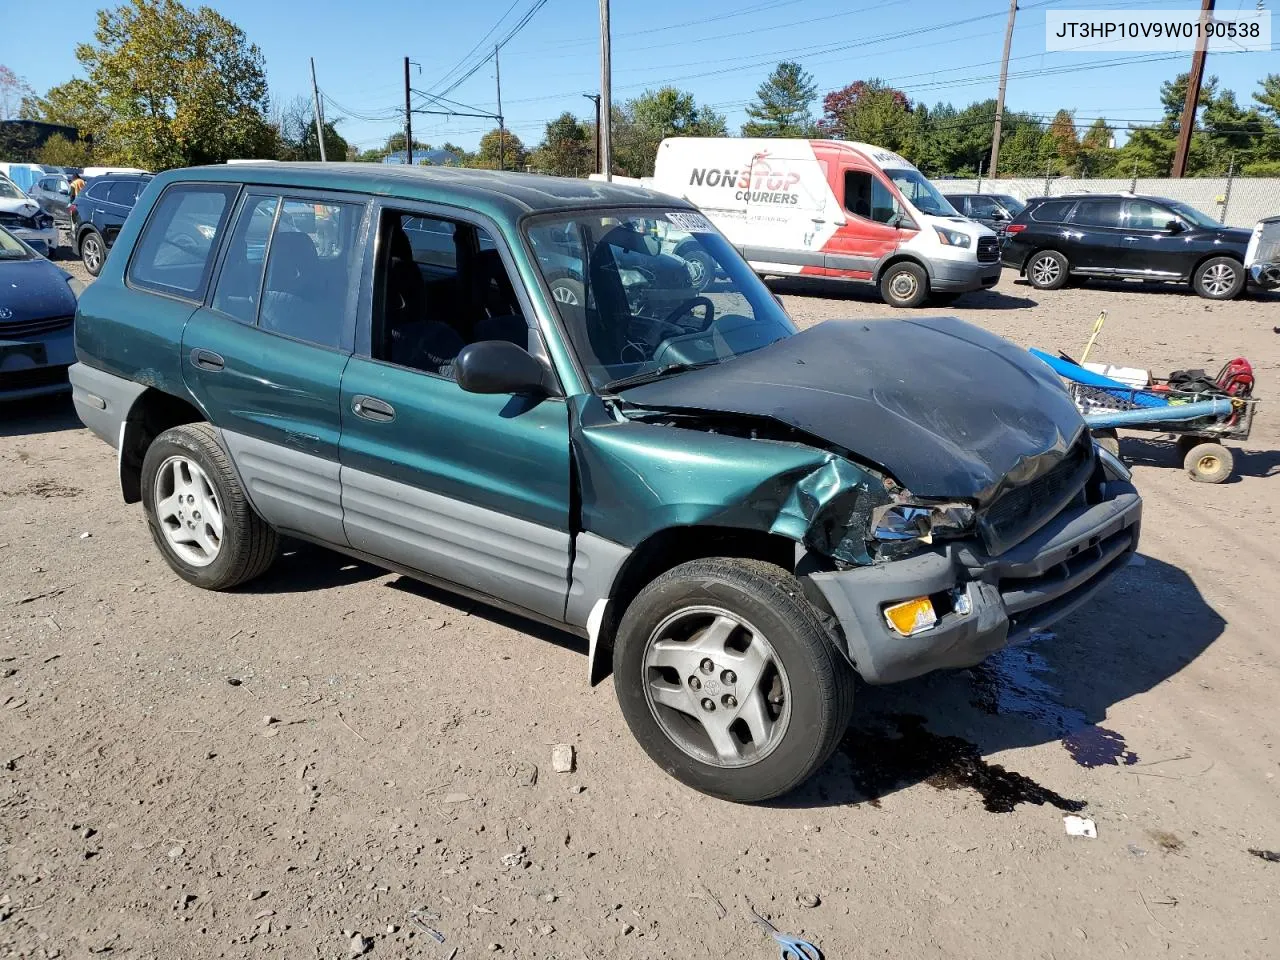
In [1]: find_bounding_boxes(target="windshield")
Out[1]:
[1166,200,1219,230]
[0,226,35,260]
[526,208,796,391]
[0,177,26,200]
[885,169,959,216]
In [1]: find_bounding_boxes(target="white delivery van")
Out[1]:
[652,137,1001,306]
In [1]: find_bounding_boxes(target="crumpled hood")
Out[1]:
[0,258,78,324]
[618,317,1086,502]
[0,197,43,219]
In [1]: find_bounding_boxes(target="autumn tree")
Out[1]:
[67,0,276,168]
[1044,109,1080,171]
[819,79,916,153]
[37,134,95,167]
[742,61,817,138]
[0,66,34,121]
[466,128,527,170]
[274,95,343,162]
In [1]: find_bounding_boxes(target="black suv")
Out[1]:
[70,173,154,276]
[943,193,1026,234]
[1002,193,1254,300]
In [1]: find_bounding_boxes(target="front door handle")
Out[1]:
[352,395,395,423]
[191,348,224,372]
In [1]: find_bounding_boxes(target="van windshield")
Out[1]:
[885,169,958,216]
[525,208,796,391]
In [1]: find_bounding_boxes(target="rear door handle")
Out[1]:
[352,395,395,423]
[191,348,224,372]
[1123,236,1141,243]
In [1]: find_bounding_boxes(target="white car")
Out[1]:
[0,174,57,256]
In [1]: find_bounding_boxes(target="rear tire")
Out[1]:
[879,261,929,308]
[1026,250,1069,290]
[613,557,855,803]
[80,229,105,277]
[1192,256,1244,300]
[1183,442,1233,483]
[141,423,279,590]
[679,247,716,292]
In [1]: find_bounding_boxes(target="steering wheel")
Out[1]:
[664,296,715,328]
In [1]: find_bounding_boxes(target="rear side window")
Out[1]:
[1029,200,1073,223]
[106,180,139,205]
[127,184,237,300]
[212,194,280,324]
[1070,199,1121,228]
[83,181,109,200]
[257,198,364,349]
[968,196,1005,218]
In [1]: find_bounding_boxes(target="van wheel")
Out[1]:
[140,423,279,590]
[1026,250,1069,290]
[1192,257,1244,300]
[879,262,929,308]
[80,229,105,276]
[613,558,855,802]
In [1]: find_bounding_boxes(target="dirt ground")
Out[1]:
[3,268,1279,960]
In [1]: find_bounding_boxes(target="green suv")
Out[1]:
[69,163,1141,802]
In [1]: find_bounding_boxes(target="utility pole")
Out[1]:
[495,45,506,171]
[988,0,1017,179]
[404,56,413,166]
[583,93,601,174]
[599,0,612,181]
[310,57,327,162]
[1172,0,1215,178]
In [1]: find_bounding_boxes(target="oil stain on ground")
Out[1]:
[841,714,1086,814]
[969,632,1139,768]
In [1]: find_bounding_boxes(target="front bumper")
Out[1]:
[1,326,76,401]
[929,257,1002,292]
[808,476,1141,684]
[1248,261,1280,290]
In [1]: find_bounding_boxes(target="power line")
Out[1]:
[424,0,524,97]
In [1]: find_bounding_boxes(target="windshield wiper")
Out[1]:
[604,360,714,392]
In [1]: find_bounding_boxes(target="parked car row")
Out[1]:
[0,224,81,401]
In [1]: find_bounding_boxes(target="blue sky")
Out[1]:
[4,0,1276,157]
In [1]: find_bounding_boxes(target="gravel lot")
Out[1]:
[3,267,1279,960]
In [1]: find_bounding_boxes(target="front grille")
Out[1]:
[0,316,74,338]
[980,438,1095,554]
[977,236,1000,263]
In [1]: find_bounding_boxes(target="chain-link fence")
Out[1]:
[934,175,1280,228]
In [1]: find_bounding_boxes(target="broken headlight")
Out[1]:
[871,501,975,556]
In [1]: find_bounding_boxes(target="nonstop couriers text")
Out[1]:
[688,168,802,205]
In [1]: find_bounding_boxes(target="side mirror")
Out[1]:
[993,210,1010,221]
[455,340,550,396]
[1165,219,1184,233]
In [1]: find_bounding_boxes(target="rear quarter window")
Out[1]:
[127,183,238,300]
[1029,200,1073,223]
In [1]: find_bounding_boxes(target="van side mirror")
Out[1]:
[455,340,550,396]
[1165,219,1184,233]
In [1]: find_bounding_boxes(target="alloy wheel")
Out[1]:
[1031,255,1061,285]
[641,606,792,768]
[153,455,224,567]
[1201,262,1236,297]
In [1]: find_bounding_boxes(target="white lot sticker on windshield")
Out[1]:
[665,211,714,233]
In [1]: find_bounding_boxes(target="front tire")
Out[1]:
[80,229,105,277]
[879,261,929,308]
[1192,256,1244,300]
[1026,250,1069,290]
[141,423,279,590]
[613,558,855,802]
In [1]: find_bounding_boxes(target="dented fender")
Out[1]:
[569,395,889,564]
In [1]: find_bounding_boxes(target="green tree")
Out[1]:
[37,134,95,167]
[467,128,527,169]
[530,112,594,177]
[72,0,276,168]
[19,78,112,145]
[274,96,343,162]
[383,132,432,155]
[1078,118,1117,177]
[742,61,817,138]
[1044,109,1080,171]
[612,87,727,177]
[819,79,917,153]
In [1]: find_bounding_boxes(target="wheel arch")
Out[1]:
[1019,245,1066,277]
[873,252,932,284]
[586,525,798,686]
[1190,250,1243,280]
[119,388,206,504]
